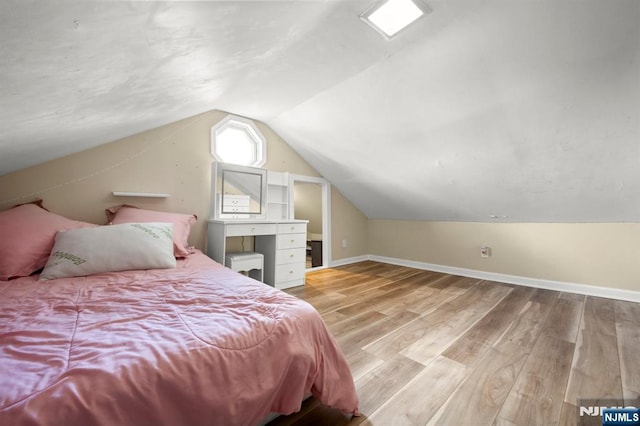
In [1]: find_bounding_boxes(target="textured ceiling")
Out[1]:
[1,0,639,222]
[0,0,390,172]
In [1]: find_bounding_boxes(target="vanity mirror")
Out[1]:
[212,162,267,219]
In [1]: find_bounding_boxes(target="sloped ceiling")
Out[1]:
[1,0,639,222]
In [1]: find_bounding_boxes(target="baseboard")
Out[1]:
[329,255,370,268]
[369,255,640,303]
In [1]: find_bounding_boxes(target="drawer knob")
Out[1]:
[251,227,256,232]
[289,270,294,274]
[290,226,295,230]
[290,254,295,258]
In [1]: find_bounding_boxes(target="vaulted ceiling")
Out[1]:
[1,0,639,222]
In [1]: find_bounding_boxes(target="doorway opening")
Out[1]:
[289,175,331,271]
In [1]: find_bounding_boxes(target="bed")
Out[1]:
[0,204,359,426]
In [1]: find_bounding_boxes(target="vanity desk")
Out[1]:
[208,162,308,289]
[207,219,308,289]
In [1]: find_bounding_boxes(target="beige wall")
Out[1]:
[368,220,640,292]
[6,108,633,292]
[332,189,369,261]
[0,110,369,261]
[0,110,221,250]
[293,182,322,235]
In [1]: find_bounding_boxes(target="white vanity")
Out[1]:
[207,220,307,289]
[206,162,307,289]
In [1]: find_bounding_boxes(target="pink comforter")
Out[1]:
[0,251,359,426]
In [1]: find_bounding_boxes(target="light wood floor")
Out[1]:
[270,261,640,426]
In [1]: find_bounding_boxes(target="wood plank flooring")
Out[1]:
[269,261,640,426]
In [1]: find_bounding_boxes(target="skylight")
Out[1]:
[361,0,426,39]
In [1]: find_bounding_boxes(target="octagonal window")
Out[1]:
[211,115,266,167]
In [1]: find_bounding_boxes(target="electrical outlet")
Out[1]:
[342,239,348,248]
[480,246,491,258]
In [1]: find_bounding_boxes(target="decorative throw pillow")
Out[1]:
[0,203,96,280]
[13,198,49,211]
[39,222,177,280]
[106,205,197,257]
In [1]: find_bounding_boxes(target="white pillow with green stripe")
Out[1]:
[39,222,177,280]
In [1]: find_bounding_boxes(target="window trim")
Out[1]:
[210,114,267,167]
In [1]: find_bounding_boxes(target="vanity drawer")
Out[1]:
[277,223,307,234]
[222,194,250,207]
[226,223,276,237]
[275,262,306,284]
[276,248,306,265]
[276,233,306,249]
[222,206,250,213]
[220,206,249,219]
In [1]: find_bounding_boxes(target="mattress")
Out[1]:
[0,251,358,425]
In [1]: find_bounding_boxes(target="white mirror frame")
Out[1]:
[211,162,267,220]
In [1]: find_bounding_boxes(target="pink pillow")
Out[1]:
[0,203,96,280]
[106,205,197,257]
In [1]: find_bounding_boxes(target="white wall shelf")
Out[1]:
[112,192,170,198]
